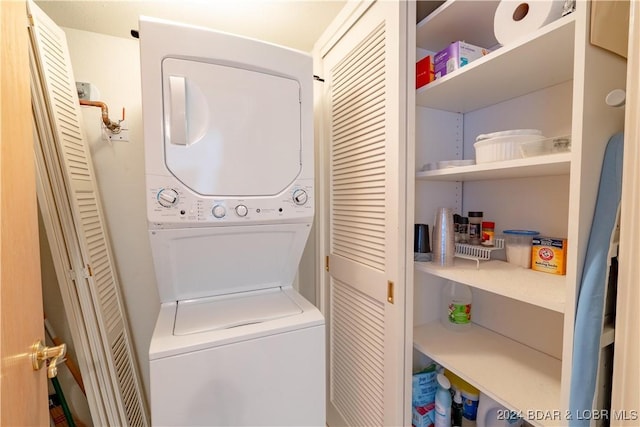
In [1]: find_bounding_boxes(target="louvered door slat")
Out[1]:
[28,1,149,425]
[328,16,387,424]
[324,1,408,425]
[330,278,385,426]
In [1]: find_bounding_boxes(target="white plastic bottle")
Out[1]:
[442,280,472,331]
[434,374,452,427]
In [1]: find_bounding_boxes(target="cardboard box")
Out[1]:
[412,369,437,406]
[434,41,489,79]
[416,55,434,88]
[412,402,435,427]
[531,237,567,275]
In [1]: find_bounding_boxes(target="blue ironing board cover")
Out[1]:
[569,132,624,426]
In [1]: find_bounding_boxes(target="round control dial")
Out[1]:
[212,204,226,219]
[235,204,248,217]
[292,189,308,205]
[157,188,179,208]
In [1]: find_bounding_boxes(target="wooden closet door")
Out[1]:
[320,1,412,425]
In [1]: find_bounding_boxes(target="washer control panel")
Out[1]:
[147,175,313,226]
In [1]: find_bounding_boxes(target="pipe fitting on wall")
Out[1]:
[79,100,121,133]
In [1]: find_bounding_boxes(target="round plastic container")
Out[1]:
[503,230,540,268]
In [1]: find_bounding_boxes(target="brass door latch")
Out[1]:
[31,340,66,379]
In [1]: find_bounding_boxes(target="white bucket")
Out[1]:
[476,393,523,427]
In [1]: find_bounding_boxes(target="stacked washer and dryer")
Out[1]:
[138,17,325,426]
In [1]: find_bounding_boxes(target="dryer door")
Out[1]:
[161,57,302,197]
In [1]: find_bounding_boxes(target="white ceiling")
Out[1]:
[35,0,347,52]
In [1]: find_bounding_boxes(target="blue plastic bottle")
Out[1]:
[434,373,452,427]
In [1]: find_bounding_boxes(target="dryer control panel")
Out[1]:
[147,175,313,227]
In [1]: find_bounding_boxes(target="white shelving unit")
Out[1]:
[414,322,562,427]
[411,0,626,423]
[415,259,566,313]
[416,152,571,181]
[416,14,576,113]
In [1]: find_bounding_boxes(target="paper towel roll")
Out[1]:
[494,0,566,46]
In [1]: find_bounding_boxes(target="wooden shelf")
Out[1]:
[416,14,576,113]
[416,153,571,181]
[415,259,566,313]
[414,321,562,427]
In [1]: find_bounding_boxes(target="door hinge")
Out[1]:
[387,280,394,304]
[85,264,93,277]
[325,256,329,272]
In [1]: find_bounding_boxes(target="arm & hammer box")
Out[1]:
[531,237,567,275]
[434,41,490,79]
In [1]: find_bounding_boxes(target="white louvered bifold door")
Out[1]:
[321,1,410,426]
[28,1,149,425]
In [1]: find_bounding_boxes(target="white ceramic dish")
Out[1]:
[475,129,542,142]
[474,134,546,163]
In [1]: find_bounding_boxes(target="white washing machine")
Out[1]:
[139,17,325,426]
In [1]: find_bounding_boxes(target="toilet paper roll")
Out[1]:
[494,0,566,46]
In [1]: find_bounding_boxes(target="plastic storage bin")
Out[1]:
[503,230,540,268]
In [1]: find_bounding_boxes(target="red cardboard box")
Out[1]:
[416,55,434,88]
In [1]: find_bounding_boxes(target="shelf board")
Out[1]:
[416,14,576,113]
[414,321,562,427]
[416,0,500,52]
[415,259,566,313]
[416,153,571,181]
[601,324,615,348]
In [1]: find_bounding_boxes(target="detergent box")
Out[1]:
[531,237,568,275]
[412,366,438,406]
[412,402,436,427]
[434,41,490,79]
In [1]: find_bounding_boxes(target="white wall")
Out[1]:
[41,25,320,414]
[62,27,159,404]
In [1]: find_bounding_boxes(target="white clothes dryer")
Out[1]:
[139,16,325,426]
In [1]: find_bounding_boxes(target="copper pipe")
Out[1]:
[79,99,121,133]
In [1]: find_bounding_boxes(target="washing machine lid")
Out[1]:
[149,223,311,303]
[173,288,303,335]
[161,57,302,197]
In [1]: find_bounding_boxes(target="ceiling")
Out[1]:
[35,0,347,52]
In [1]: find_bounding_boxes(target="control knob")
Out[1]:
[235,204,248,217]
[157,188,179,208]
[292,189,308,205]
[212,204,226,219]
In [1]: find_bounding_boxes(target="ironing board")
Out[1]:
[569,132,624,426]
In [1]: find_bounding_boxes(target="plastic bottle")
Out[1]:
[442,280,472,331]
[468,211,483,245]
[458,217,469,244]
[434,374,452,427]
[452,389,463,427]
[481,221,495,247]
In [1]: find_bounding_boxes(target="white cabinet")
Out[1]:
[411,1,626,426]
